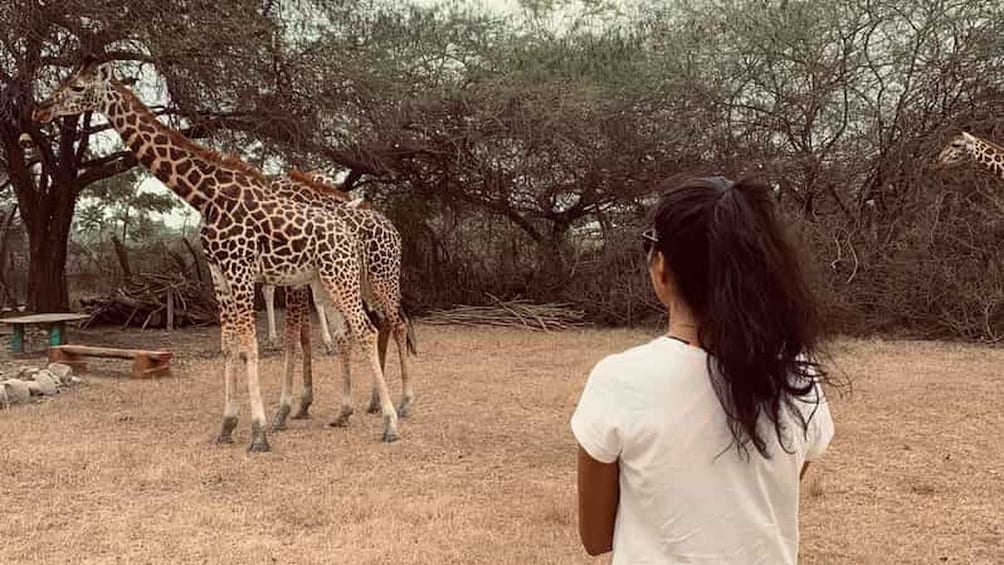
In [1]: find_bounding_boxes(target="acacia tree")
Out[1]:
[0,0,281,312]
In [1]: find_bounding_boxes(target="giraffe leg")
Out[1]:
[391,316,414,418]
[322,277,399,442]
[272,287,307,431]
[210,264,240,445]
[368,279,414,418]
[328,329,354,428]
[316,302,336,355]
[294,306,313,418]
[367,324,390,414]
[216,310,240,445]
[263,284,280,348]
[310,283,336,355]
[230,286,269,453]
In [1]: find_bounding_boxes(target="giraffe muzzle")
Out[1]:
[32,103,55,124]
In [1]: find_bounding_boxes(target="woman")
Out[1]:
[571,175,834,564]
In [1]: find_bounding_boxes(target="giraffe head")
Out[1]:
[936,131,979,169]
[32,61,115,124]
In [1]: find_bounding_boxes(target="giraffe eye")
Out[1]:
[70,85,85,92]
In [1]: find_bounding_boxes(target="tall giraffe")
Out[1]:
[937,131,1004,178]
[265,169,417,432]
[32,61,404,450]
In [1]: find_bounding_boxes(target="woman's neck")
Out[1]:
[666,300,701,346]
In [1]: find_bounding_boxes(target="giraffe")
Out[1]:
[265,169,416,431]
[32,61,403,450]
[937,131,1004,178]
[261,172,355,348]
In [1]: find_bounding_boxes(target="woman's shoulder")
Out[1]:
[591,337,703,381]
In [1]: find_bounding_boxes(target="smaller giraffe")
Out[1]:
[264,169,417,432]
[937,131,1004,179]
[261,171,362,347]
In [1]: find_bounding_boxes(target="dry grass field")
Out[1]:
[1,321,1002,564]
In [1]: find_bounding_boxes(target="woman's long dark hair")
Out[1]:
[648,175,826,459]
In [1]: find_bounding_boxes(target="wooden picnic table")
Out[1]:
[0,313,90,353]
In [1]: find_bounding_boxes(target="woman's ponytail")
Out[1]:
[649,176,824,458]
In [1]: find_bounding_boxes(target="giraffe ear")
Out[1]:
[95,63,114,82]
[961,131,977,142]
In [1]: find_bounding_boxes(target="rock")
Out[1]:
[3,379,31,403]
[0,384,7,409]
[32,371,59,395]
[15,366,38,380]
[69,376,83,386]
[47,363,73,383]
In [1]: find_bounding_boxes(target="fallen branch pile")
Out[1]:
[421,296,587,331]
[79,273,218,329]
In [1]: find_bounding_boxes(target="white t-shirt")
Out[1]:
[571,337,834,565]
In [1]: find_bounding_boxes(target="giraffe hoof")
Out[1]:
[247,440,271,453]
[271,405,291,431]
[248,422,270,452]
[382,430,401,443]
[292,397,313,419]
[329,407,354,428]
[397,402,411,419]
[366,404,380,415]
[216,416,238,445]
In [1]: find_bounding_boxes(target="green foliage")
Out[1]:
[73,170,180,244]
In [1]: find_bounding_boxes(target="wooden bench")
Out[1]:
[1,313,90,353]
[49,345,173,379]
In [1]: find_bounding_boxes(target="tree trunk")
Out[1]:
[111,235,133,281]
[26,218,71,313]
[22,176,77,314]
[0,206,19,308]
[27,235,70,311]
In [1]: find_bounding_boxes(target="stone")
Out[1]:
[47,363,73,383]
[30,371,59,396]
[3,379,31,403]
[15,366,38,380]
[0,383,7,409]
[69,376,83,386]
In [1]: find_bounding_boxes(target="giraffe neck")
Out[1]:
[101,82,257,213]
[969,138,1004,180]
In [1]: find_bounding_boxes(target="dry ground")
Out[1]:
[0,321,1002,564]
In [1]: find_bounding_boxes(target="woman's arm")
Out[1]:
[577,445,620,556]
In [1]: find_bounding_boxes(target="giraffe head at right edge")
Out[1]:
[936,131,979,169]
[33,60,116,124]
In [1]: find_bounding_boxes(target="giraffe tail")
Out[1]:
[400,306,418,356]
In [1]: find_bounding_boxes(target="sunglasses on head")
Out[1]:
[642,228,658,255]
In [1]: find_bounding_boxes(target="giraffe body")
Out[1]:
[264,170,416,427]
[33,62,403,449]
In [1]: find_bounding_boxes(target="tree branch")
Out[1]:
[76,151,137,189]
